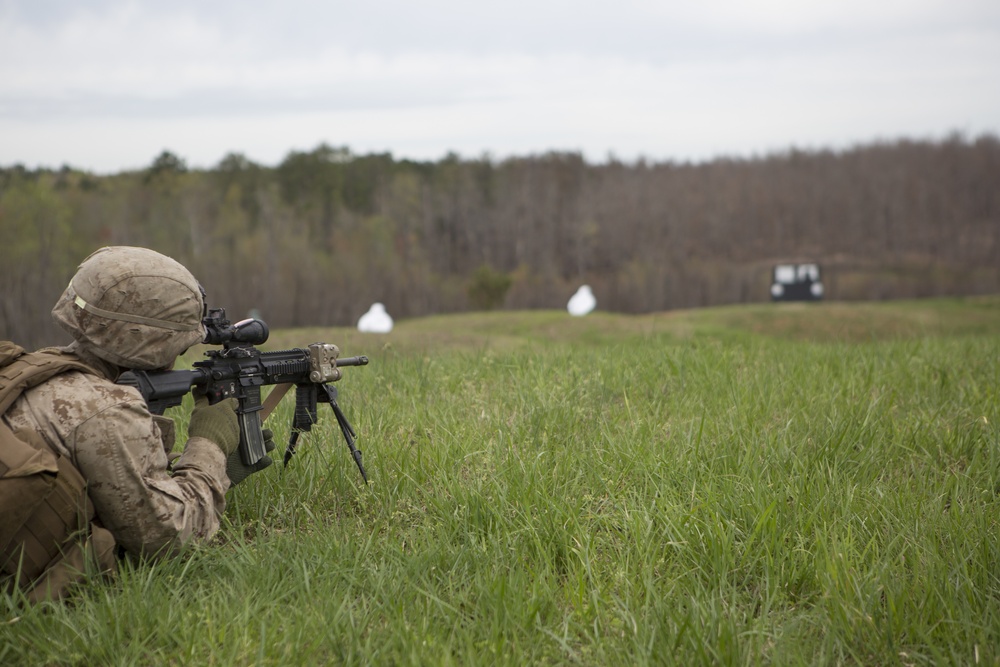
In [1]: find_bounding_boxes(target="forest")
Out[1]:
[2,133,998,349]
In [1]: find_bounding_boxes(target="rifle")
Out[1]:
[119,308,370,482]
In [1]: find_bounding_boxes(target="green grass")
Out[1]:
[3,297,1000,665]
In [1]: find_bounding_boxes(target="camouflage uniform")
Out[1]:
[1,247,231,600]
[2,343,228,558]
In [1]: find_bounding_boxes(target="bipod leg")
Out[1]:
[283,431,302,467]
[319,384,368,484]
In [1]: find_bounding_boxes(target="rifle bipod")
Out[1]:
[284,382,368,484]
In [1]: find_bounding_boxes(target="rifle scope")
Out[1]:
[202,308,270,346]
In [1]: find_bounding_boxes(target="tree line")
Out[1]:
[2,133,998,349]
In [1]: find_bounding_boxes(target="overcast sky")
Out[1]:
[2,0,998,173]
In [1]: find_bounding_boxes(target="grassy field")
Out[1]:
[3,296,999,666]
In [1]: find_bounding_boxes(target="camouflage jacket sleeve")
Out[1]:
[6,370,230,558]
[73,400,230,557]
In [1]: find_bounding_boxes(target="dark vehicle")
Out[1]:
[770,263,823,301]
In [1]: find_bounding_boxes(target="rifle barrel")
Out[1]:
[337,355,369,367]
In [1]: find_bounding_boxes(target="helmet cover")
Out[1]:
[52,246,205,370]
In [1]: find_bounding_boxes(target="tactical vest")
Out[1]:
[0,341,117,603]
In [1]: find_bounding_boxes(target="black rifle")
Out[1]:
[119,308,370,482]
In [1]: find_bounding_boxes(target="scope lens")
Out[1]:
[233,318,269,345]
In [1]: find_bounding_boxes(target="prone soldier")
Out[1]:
[1,246,257,602]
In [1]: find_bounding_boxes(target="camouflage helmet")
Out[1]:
[52,246,206,370]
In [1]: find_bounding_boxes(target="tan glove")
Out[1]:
[188,396,240,456]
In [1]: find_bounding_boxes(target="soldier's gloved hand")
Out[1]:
[188,396,240,456]
[226,428,276,486]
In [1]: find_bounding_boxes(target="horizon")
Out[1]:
[5,129,995,176]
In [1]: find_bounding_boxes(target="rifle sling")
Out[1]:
[260,383,293,422]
